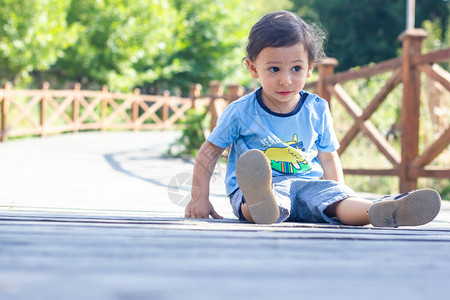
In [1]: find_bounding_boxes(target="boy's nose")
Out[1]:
[278,72,292,86]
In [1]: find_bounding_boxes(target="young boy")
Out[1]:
[184,10,441,226]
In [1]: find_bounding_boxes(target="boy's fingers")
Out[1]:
[211,209,223,219]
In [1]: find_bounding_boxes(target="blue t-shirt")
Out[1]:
[207,88,340,196]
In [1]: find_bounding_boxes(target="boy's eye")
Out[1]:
[292,66,302,72]
[269,67,280,72]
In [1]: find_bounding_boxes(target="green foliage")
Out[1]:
[1,0,448,92]
[152,0,259,95]
[0,0,77,86]
[167,108,208,157]
[423,18,450,71]
[55,0,177,91]
[0,0,261,93]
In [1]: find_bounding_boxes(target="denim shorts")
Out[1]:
[229,176,357,224]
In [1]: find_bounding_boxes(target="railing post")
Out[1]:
[317,58,338,109]
[190,84,202,109]
[73,83,81,133]
[41,82,49,137]
[226,83,243,104]
[209,80,223,132]
[398,29,428,192]
[1,82,12,142]
[132,88,141,131]
[162,90,170,129]
[101,85,108,131]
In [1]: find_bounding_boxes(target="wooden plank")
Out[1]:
[343,168,399,176]
[328,84,362,119]
[419,63,450,92]
[399,31,425,191]
[162,91,169,126]
[77,122,104,130]
[45,94,75,126]
[412,48,450,66]
[409,167,450,178]
[73,84,81,132]
[328,85,400,165]
[1,208,450,300]
[1,214,450,240]
[324,57,402,85]
[165,101,192,127]
[8,94,42,128]
[317,58,338,103]
[337,125,360,155]
[361,121,401,166]
[132,89,140,131]
[77,95,103,124]
[40,83,49,137]
[135,99,164,127]
[0,84,7,142]
[360,69,402,121]
[410,126,450,168]
[335,70,402,155]
[6,127,43,137]
[104,97,133,125]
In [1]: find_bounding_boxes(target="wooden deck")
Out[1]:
[1,131,450,300]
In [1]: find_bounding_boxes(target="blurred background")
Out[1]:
[0,0,448,94]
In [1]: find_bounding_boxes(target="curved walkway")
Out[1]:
[0,131,232,218]
[1,131,450,300]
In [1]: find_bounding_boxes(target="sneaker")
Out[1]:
[236,149,279,224]
[368,188,441,227]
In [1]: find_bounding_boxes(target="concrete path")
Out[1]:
[1,131,450,300]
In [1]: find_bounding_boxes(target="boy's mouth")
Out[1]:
[276,91,292,96]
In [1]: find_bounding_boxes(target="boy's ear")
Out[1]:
[306,62,315,78]
[245,58,259,79]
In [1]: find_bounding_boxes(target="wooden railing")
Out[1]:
[0,81,244,142]
[0,83,192,139]
[304,29,450,192]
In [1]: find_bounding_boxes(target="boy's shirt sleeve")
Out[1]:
[316,100,340,153]
[207,103,240,149]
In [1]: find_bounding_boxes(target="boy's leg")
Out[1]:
[236,149,279,224]
[326,189,441,227]
[324,197,371,226]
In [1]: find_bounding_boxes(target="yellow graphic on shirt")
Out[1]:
[263,135,312,174]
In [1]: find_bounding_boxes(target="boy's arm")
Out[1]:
[317,150,345,184]
[185,140,225,219]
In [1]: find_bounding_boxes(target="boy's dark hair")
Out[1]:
[245,10,327,65]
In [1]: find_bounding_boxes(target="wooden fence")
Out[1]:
[0,80,243,142]
[303,29,450,192]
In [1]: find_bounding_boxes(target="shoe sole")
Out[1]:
[368,188,441,227]
[236,149,279,224]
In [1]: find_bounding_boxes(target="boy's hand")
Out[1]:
[184,198,223,219]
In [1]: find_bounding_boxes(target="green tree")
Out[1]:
[0,0,77,86]
[52,0,177,91]
[148,0,259,95]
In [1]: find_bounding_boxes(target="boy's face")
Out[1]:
[246,42,314,114]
